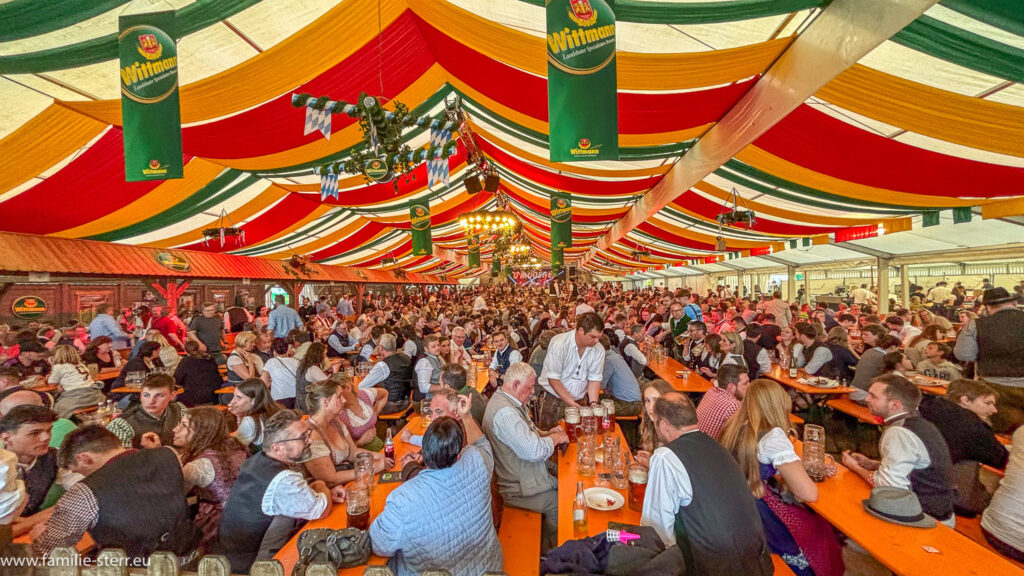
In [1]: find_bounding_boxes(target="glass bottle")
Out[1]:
[573,481,589,537]
[383,428,395,460]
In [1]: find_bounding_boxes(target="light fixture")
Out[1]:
[202,209,245,248]
[716,188,756,228]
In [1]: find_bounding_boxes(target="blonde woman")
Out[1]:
[719,331,748,371]
[720,379,842,576]
[303,380,393,487]
[148,332,180,372]
[225,332,267,386]
[49,345,106,418]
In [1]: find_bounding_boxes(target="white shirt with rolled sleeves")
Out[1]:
[488,347,523,370]
[538,331,604,401]
[262,469,328,520]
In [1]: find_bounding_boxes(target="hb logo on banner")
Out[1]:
[428,128,451,188]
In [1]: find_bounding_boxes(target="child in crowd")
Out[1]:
[48,345,106,418]
[917,342,962,381]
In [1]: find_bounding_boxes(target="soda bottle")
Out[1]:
[384,428,395,460]
[573,481,589,537]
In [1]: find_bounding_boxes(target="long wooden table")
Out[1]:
[647,356,712,394]
[792,440,1024,576]
[764,365,857,395]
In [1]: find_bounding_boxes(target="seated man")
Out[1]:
[357,325,385,364]
[598,335,642,417]
[488,331,522,389]
[217,410,343,573]
[695,364,749,440]
[413,335,446,404]
[919,379,1008,516]
[842,374,955,527]
[0,406,80,536]
[32,426,200,564]
[106,374,185,449]
[359,333,413,414]
[916,342,962,381]
[326,321,357,358]
[642,392,773,574]
[0,390,74,447]
[618,323,649,380]
[2,341,50,383]
[483,362,568,553]
[371,401,503,576]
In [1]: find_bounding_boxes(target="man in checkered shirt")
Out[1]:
[695,364,750,440]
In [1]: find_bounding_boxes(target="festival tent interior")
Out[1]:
[1,0,1022,291]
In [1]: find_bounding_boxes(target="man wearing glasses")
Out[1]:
[536,312,605,430]
[217,410,345,573]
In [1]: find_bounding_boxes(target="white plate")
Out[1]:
[584,487,624,511]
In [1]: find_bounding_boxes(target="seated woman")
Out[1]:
[720,379,843,576]
[331,372,387,451]
[633,379,676,468]
[905,325,944,367]
[170,406,247,551]
[227,378,283,452]
[824,327,859,383]
[295,342,331,413]
[146,332,180,373]
[48,345,105,419]
[225,331,267,387]
[82,336,122,372]
[111,341,163,389]
[174,340,224,407]
[303,380,392,487]
[697,333,730,379]
[981,426,1024,563]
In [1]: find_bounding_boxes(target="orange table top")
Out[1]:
[556,426,638,545]
[97,367,121,380]
[215,386,235,395]
[647,356,712,394]
[792,440,1024,576]
[765,365,857,395]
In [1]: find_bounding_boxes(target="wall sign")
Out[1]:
[12,296,47,320]
[156,251,191,272]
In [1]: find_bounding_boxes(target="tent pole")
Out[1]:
[878,257,891,315]
[787,266,797,303]
[900,265,910,309]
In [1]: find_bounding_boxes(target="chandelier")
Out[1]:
[202,209,244,248]
[458,210,518,234]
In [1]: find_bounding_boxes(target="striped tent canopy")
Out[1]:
[1,0,1022,278]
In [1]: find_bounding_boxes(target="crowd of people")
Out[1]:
[0,277,1020,575]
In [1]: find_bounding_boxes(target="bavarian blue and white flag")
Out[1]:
[304,102,333,140]
[319,172,339,201]
[428,128,452,187]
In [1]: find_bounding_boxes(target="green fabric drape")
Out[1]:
[0,0,129,42]
[894,15,1024,82]
[0,0,264,74]
[519,0,824,24]
[941,0,1024,37]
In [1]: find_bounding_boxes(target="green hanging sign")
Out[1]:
[467,234,480,268]
[547,0,618,162]
[410,203,432,256]
[119,11,183,182]
[552,248,564,271]
[551,194,572,251]
[491,255,502,277]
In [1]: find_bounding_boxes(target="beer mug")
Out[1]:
[803,424,828,482]
[610,450,629,490]
[628,465,648,511]
[420,401,432,430]
[346,482,371,531]
[578,437,596,477]
[564,407,581,443]
[355,452,375,494]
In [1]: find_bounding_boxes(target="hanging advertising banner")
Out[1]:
[491,255,502,277]
[119,11,183,181]
[410,203,432,256]
[547,0,618,162]
[550,194,572,251]
[552,248,564,271]
[467,234,481,268]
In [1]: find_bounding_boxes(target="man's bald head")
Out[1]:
[0,390,44,418]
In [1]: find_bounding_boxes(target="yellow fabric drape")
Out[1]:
[817,64,1024,159]
[735,146,981,208]
[981,197,1024,219]
[146,184,288,248]
[505,181,631,217]
[692,181,881,227]
[60,0,409,126]
[0,104,107,195]
[256,216,380,259]
[52,158,227,238]
[408,0,790,91]
[664,203,798,242]
[203,65,447,170]
[242,204,337,252]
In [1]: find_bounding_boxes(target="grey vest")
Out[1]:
[482,389,557,499]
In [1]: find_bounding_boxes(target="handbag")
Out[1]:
[293,527,371,576]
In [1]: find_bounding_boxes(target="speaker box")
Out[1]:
[465,175,483,195]
[483,173,500,192]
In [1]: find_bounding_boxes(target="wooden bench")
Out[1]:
[954,514,1024,570]
[498,508,541,576]
[826,397,882,425]
[789,412,804,425]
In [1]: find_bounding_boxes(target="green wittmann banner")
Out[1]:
[550,194,572,251]
[552,248,564,271]
[547,0,618,162]
[467,234,480,268]
[491,255,502,277]
[119,11,183,182]
[410,203,432,256]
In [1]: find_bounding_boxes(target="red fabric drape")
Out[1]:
[674,190,840,235]
[754,105,1024,198]
[308,221,389,261]
[178,193,325,252]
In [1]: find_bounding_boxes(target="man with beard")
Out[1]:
[216,410,345,573]
[694,364,749,440]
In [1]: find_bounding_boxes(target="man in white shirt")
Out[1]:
[842,374,955,527]
[473,291,488,312]
[488,332,522,388]
[413,335,446,402]
[536,312,605,430]
[885,317,921,347]
[851,283,872,306]
[218,410,344,572]
[641,392,772,574]
[574,299,595,317]
[448,326,474,366]
[618,324,648,379]
[926,282,952,304]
